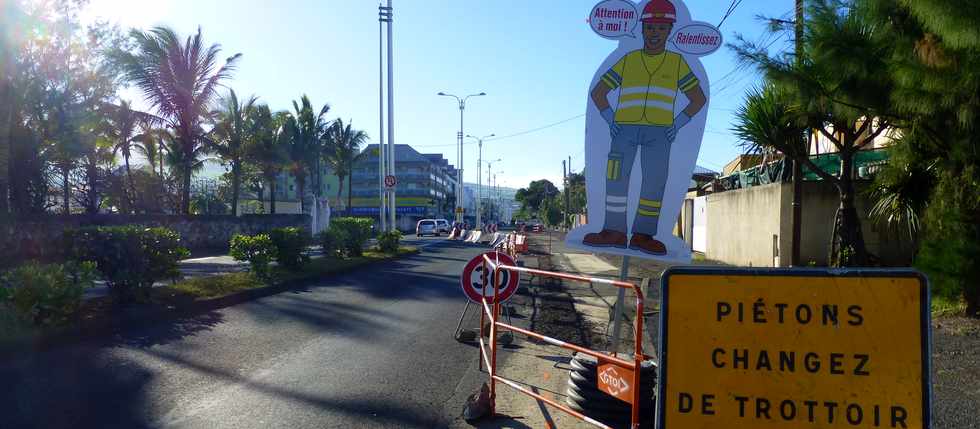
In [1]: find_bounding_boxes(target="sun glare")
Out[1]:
[81,0,170,28]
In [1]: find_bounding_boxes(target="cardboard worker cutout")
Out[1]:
[567,0,721,263]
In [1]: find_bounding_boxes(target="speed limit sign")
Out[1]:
[459,251,520,304]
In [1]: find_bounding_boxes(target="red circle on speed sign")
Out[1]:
[460,251,520,304]
[384,175,396,188]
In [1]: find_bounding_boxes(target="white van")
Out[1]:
[416,219,439,237]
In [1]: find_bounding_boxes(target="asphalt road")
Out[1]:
[0,239,492,429]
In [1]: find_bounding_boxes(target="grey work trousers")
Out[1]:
[602,124,672,236]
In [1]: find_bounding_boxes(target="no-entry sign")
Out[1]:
[658,268,930,429]
[460,251,520,304]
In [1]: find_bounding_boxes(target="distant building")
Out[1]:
[461,182,518,224]
[348,144,458,230]
[239,165,347,215]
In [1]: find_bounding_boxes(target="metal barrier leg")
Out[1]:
[453,301,471,341]
[610,256,630,355]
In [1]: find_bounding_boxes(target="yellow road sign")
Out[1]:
[658,268,930,429]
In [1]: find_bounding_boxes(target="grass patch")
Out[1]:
[932,295,968,318]
[162,246,418,300]
[0,305,34,343]
[169,272,264,299]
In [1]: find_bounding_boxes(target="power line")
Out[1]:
[485,114,585,142]
[415,113,585,150]
[717,0,744,28]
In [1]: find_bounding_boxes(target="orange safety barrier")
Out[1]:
[477,253,649,429]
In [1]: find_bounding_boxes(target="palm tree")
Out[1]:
[323,119,368,211]
[111,26,241,214]
[135,127,167,177]
[101,100,159,212]
[245,105,289,214]
[733,2,894,266]
[210,89,257,216]
[289,95,330,212]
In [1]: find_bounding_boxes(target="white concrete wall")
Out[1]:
[692,196,707,253]
[705,182,915,267]
[706,183,791,267]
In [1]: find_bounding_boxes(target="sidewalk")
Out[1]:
[526,230,723,360]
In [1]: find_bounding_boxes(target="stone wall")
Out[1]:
[1,214,311,263]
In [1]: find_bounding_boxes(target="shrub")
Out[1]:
[269,227,310,269]
[331,217,373,257]
[377,230,401,253]
[229,234,275,279]
[0,262,96,327]
[317,229,344,259]
[64,226,189,303]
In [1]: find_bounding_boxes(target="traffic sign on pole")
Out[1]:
[460,251,520,304]
[384,175,397,188]
[657,267,930,429]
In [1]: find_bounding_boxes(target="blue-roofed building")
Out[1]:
[348,144,458,230]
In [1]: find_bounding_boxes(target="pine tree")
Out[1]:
[862,0,980,315]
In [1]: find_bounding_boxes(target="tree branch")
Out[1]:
[817,126,844,152]
[857,120,890,150]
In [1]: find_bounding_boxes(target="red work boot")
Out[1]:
[629,233,667,255]
[582,229,628,248]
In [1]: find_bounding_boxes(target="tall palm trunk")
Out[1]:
[337,175,345,210]
[62,164,71,215]
[297,176,306,213]
[231,160,241,216]
[0,80,11,215]
[268,176,276,214]
[124,153,136,212]
[181,161,192,215]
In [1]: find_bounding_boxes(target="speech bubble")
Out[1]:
[588,0,638,39]
[670,22,724,56]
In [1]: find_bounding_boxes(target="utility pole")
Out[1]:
[791,0,804,266]
[385,0,396,231]
[562,160,568,229]
[378,2,388,231]
[477,139,482,228]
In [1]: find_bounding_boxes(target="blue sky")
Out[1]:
[82,0,795,190]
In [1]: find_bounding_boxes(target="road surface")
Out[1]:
[0,238,493,429]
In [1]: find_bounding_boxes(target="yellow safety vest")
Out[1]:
[600,50,699,126]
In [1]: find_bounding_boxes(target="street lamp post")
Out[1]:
[493,171,504,223]
[482,156,502,226]
[466,134,495,229]
[438,92,485,225]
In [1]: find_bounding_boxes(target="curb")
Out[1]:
[0,248,421,358]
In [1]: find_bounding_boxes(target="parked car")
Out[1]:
[434,219,450,234]
[416,219,439,237]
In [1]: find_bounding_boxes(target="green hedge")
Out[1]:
[0,262,96,327]
[331,217,373,257]
[64,226,189,303]
[317,229,343,259]
[230,234,275,279]
[269,227,310,269]
[377,230,401,253]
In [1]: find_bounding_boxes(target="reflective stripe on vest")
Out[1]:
[614,51,683,126]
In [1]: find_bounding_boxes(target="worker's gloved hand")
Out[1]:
[600,108,621,139]
[666,112,692,142]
